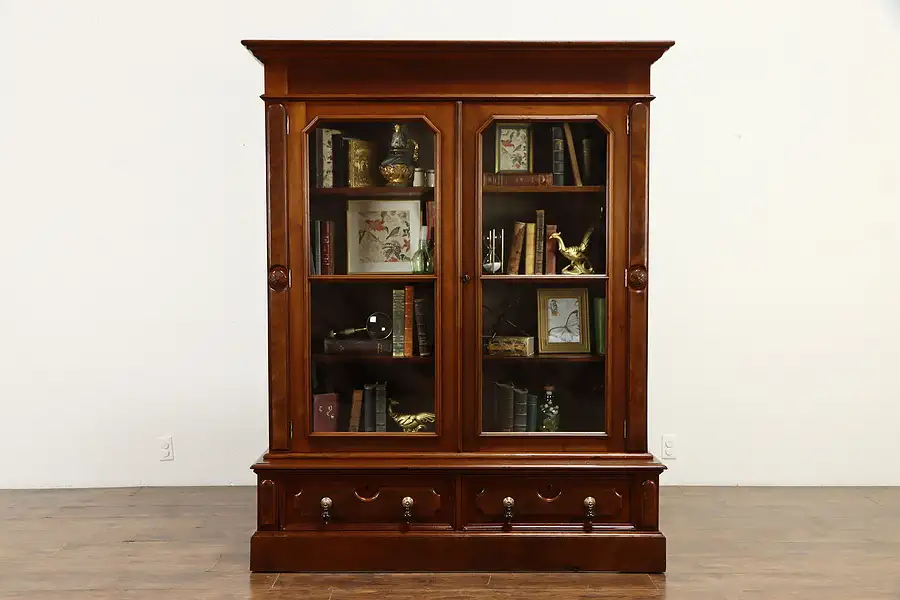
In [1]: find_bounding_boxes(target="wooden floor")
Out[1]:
[1,486,898,599]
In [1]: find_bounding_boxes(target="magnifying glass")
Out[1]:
[327,312,393,340]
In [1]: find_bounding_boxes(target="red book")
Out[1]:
[545,224,558,275]
[313,393,339,432]
[403,286,414,357]
[321,221,334,275]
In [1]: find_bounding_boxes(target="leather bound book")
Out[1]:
[391,289,405,358]
[545,224,558,275]
[348,389,363,432]
[313,220,322,275]
[313,393,339,432]
[581,137,592,185]
[363,383,376,432]
[497,382,515,432]
[593,297,607,355]
[513,387,528,432]
[323,338,392,355]
[426,200,436,242]
[375,382,387,432]
[332,134,346,187]
[526,393,539,432]
[524,223,536,275]
[506,221,526,275]
[403,286,414,358]
[551,126,565,185]
[534,210,545,274]
[484,173,553,187]
[321,221,334,275]
[414,297,431,357]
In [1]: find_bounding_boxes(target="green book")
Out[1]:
[593,297,607,355]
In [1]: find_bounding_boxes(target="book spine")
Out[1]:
[321,221,334,275]
[506,221,526,275]
[500,384,516,432]
[414,297,431,357]
[313,393,339,432]
[348,389,363,432]
[484,173,553,186]
[363,383,376,432]
[491,382,512,433]
[551,126,565,186]
[563,123,583,186]
[391,289,405,358]
[323,337,392,355]
[313,221,322,275]
[332,133,345,187]
[403,285,414,358]
[534,210,545,275]
[426,200,436,243]
[315,129,325,188]
[593,297,607,355]
[526,393,538,432]
[545,224,558,275]
[513,388,528,432]
[375,382,387,432]
[524,223,536,275]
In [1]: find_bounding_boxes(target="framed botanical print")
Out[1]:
[346,200,422,273]
[537,288,591,353]
[495,123,532,173]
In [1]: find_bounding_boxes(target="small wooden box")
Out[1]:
[486,336,535,357]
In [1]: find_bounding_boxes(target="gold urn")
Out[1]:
[379,124,419,186]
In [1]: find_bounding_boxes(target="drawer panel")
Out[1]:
[283,473,454,530]
[461,475,630,528]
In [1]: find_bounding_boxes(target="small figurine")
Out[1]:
[388,399,436,433]
[379,124,419,186]
[541,385,560,432]
[549,227,595,275]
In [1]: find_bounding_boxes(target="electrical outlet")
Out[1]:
[158,436,175,462]
[661,434,677,460]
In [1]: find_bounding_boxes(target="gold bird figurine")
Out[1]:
[388,400,436,433]
[549,227,595,275]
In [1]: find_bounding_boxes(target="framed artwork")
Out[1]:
[536,288,591,353]
[346,200,422,273]
[495,123,532,173]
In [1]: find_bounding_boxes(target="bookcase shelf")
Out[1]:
[309,274,437,283]
[480,274,609,282]
[313,354,434,364]
[483,353,604,362]
[311,186,434,198]
[483,185,605,194]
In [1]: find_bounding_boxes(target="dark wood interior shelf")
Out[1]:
[483,185,605,194]
[483,353,604,362]
[481,274,609,282]
[309,274,437,283]
[313,354,434,364]
[311,186,434,198]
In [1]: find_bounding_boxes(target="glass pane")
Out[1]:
[479,120,608,434]
[307,119,438,434]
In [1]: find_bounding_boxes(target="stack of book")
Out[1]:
[505,211,558,275]
[309,220,335,275]
[485,382,540,432]
[312,382,389,433]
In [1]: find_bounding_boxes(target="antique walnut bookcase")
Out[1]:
[242,40,673,572]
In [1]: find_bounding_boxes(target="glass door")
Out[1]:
[461,103,629,452]
[294,102,458,452]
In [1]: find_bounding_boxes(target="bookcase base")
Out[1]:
[250,530,665,572]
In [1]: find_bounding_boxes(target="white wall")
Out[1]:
[1,0,899,488]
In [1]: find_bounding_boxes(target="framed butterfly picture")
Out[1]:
[537,288,591,353]
[346,200,422,273]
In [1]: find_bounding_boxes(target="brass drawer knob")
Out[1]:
[401,496,414,522]
[320,496,333,523]
[584,496,596,520]
[502,496,515,523]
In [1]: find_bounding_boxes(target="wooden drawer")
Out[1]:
[461,475,630,530]
[282,473,454,531]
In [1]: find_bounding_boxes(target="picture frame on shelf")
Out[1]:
[536,288,591,353]
[346,200,422,273]
[495,123,533,173]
